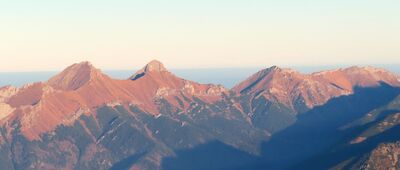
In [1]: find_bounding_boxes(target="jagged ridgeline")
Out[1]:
[0,60,400,170]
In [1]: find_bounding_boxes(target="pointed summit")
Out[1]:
[270,65,280,70]
[130,60,169,80]
[48,61,106,91]
[144,60,167,72]
[232,65,299,94]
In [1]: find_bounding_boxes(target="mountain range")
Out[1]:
[0,60,399,170]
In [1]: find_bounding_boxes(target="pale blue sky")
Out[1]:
[1,0,399,71]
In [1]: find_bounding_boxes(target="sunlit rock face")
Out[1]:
[0,60,231,141]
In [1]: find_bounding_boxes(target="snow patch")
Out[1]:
[106,101,121,107]
[155,114,162,119]
[181,122,186,127]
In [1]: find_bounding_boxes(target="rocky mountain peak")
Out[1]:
[270,65,281,71]
[260,65,298,77]
[130,60,169,80]
[144,60,167,72]
[232,65,301,94]
[47,61,105,91]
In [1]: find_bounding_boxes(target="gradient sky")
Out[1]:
[1,0,399,71]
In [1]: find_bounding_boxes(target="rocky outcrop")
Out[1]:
[0,86,18,102]
[362,142,400,170]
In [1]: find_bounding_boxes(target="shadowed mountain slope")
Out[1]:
[255,84,400,170]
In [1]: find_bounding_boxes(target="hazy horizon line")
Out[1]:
[1,64,400,88]
[1,63,399,73]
